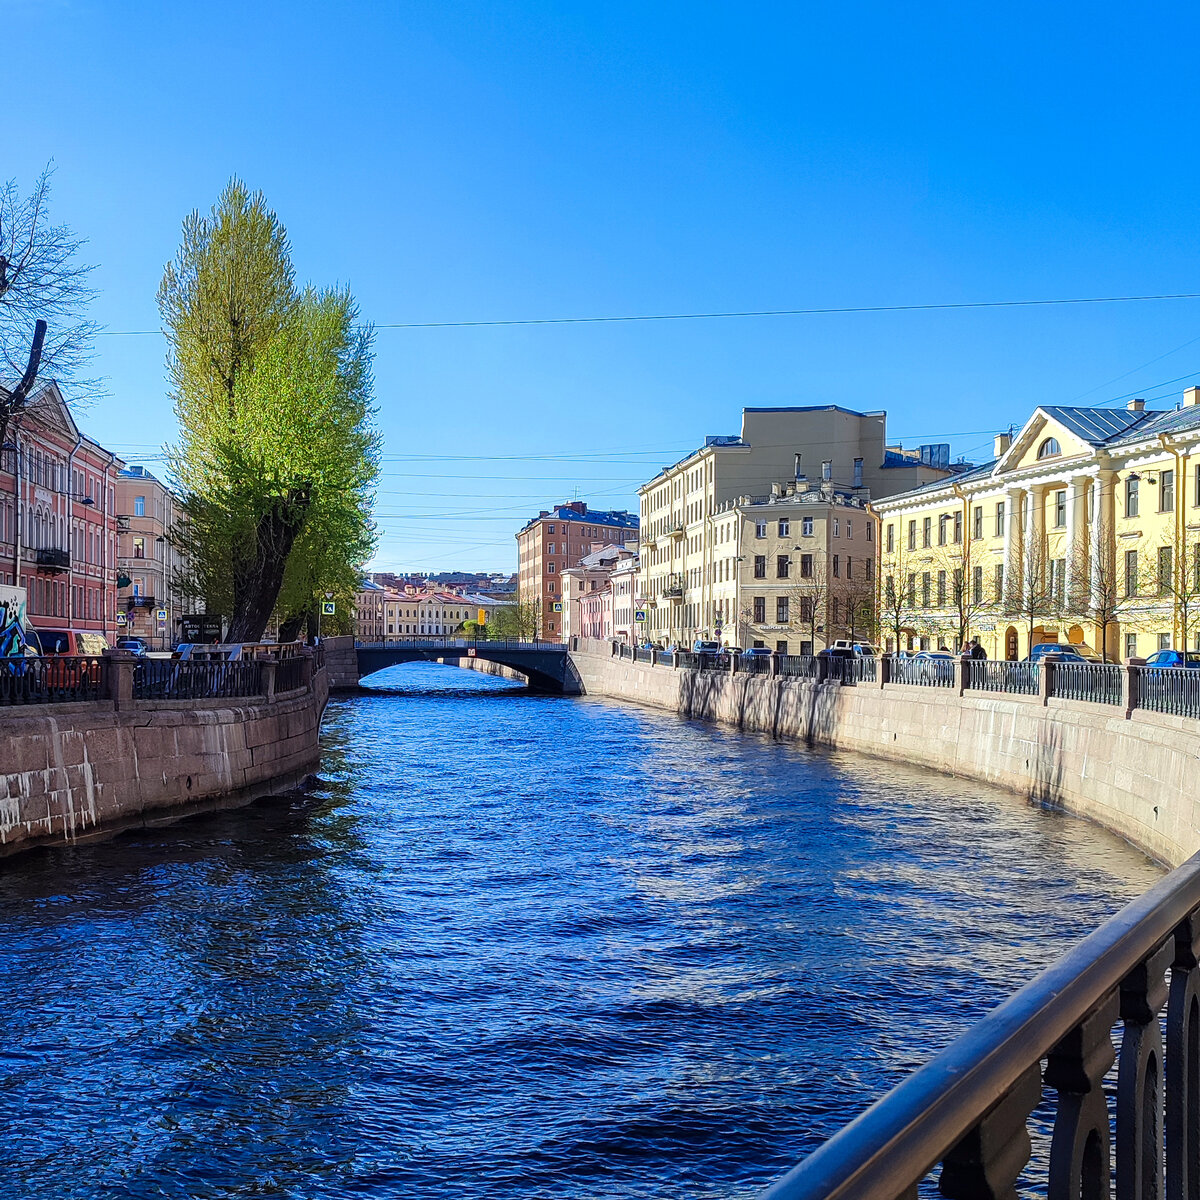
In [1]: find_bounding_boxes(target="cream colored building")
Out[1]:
[381,588,512,637]
[115,466,186,648]
[638,405,953,648]
[873,389,1200,660]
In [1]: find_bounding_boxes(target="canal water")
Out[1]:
[0,663,1163,1199]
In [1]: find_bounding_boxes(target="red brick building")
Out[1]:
[0,382,124,640]
[515,501,638,639]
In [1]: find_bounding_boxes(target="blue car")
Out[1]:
[1025,643,1086,663]
[1144,649,1200,669]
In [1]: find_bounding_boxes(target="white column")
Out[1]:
[1065,476,1088,609]
[1090,471,1114,612]
[1002,487,1024,603]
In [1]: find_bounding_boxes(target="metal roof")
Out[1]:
[1038,406,1149,445]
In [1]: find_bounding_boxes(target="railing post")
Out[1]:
[650,649,658,667]
[954,656,967,698]
[770,653,779,678]
[1167,914,1200,1200]
[1123,658,1145,718]
[260,657,277,703]
[879,653,891,688]
[1039,655,1058,706]
[728,652,737,676]
[817,654,831,683]
[104,650,135,712]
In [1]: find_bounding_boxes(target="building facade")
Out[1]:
[562,543,638,643]
[355,579,386,641]
[0,383,123,641]
[873,390,1200,660]
[515,501,638,640]
[115,465,187,647]
[637,406,954,648]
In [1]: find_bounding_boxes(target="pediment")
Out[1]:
[995,409,1093,476]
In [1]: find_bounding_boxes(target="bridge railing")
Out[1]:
[756,848,1200,1200]
[355,637,567,653]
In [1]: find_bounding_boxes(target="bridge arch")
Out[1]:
[354,640,579,694]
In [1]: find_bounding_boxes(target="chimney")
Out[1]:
[1127,398,1145,412]
[794,452,805,480]
[1186,386,1200,407]
[993,433,1012,457]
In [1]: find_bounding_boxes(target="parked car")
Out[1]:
[692,639,723,653]
[1024,642,1086,663]
[35,629,110,690]
[1144,649,1200,669]
[832,639,878,657]
[913,650,954,662]
[818,645,857,659]
[740,646,774,658]
[115,636,150,657]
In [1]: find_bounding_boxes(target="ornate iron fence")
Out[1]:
[635,647,654,664]
[274,655,308,693]
[964,658,1039,696]
[657,650,674,666]
[1050,660,1123,706]
[778,655,820,679]
[757,849,1200,1200]
[892,657,955,688]
[0,657,108,706]
[1136,665,1200,720]
[133,658,263,701]
[737,654,774,675]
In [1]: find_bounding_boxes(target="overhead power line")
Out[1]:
[94,291,1200,336]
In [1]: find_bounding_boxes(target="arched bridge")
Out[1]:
[354,638,580,694]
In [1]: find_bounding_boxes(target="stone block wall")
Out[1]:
[0,667,328,857]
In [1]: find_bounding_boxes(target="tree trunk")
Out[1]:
[278,613,305,643]
[226,490,311,643]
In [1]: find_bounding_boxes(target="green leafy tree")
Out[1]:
[163,181,378,642]
[490,601,540,641]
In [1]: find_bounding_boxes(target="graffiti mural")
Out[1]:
[0,587,33,658]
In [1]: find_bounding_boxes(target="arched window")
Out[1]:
[1037,437,1061,459]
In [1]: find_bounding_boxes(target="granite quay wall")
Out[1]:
[0,661,329,858]
[569,641,1200,868]
[324,635,361,690]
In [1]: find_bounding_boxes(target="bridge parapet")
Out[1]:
[354,637,577,694]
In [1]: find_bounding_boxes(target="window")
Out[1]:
[1195,463,1200,507]
[1054,490,1066,527]
[886,575,896,604]
[995,563,1004,602]
[922,572,931,607]
[866,558,874,582]
[778,519,790,537]
[953,511,962,544]
[801,554,813,578]
[908,520,917,550]
[831,598,840,625]
[846,556,853,579]
[867,523,873,543]
[776,640,788,654]
[1126,476,1139,517]
[776,597,789,623]
[1161,469,1175,511]
[133,495,145,517]
[922,517,931,548]
[132,537,145,559]
[973,506,983,540]
[907,573,916,606]
[995,502,1005,538]
[936,570,946,606]
[1037,437,1061,459]
[548,562,556,572]
[1125,549,1139,597]
[547,542,555,554]
[776,555,790,579]
[832,554,840,578]
[1126,633,1138,659]
[756,521,767,539]
[754,555,766,579]
[1159,633,1172,651]
[973,565,983,605]
[799,597,813,623]
[753,596,766,623]
[801,516,813,537]
[938,514,948,546]
[1158,545,1173,595]
[833,518,840,537]
[548,524,555,533]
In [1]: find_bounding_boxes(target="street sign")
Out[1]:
[552,601,563,612]
[156,608,167,621]
[115,612,127,626]
[321,601,336,616]
[635,609,646,623]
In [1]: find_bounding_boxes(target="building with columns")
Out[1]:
[873,389,1200,660]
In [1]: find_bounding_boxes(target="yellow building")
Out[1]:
[873,389,1200,660]
[638,405,954,648]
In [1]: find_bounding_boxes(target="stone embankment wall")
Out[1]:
[570,642,1199,868]
[0,668,328,857]
[449,657,527,684]
[324,635,361,690]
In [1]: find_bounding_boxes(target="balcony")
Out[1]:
[127,595,157,610]
[668,522,685,540]
[35,548,70,572]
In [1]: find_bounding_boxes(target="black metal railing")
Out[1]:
[34,547,70,571]
[133,658,263,701]
[891,657,955,688]
[357,637,567,653]
[778,655,820,679]
[965,658,1040,696]
[736,654,774,675]
[635,647,653,664]
[1049,660,1124,706]
[274,656,308,693]
[1136,664,1200,720]
[0,657,107,706]
[657,649,673,666]
[756,849,1200,1200]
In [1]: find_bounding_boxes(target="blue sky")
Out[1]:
[7,2,1200,572]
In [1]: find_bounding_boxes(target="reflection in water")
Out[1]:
[0,660,1163,1198]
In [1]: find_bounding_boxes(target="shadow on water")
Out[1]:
[0,660,1166,1199]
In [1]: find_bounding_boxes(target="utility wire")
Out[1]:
[93,290,1200,336]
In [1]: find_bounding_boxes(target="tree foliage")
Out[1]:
[0,165,98,447]
[163,181,379,642]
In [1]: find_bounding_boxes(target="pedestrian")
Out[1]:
[970,638,988,660]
